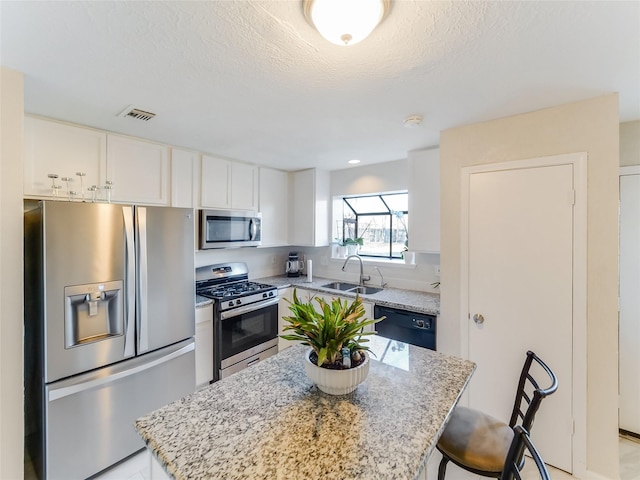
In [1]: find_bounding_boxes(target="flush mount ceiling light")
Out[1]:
[303,0,392,46]
[348,159,361,164]
[404,114,423,128]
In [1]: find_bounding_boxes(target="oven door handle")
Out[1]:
[220,297,279,320]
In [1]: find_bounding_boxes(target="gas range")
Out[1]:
[195,263,278,312]
[195,262,280,381]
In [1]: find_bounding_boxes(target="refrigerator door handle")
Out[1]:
[122,206,136,357]
[137,207,149,353]
[48,342,195,402]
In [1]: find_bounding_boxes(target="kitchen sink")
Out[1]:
[321,282,383,296]
[322,281,359,291]
[348,286,383,295]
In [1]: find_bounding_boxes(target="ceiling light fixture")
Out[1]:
[404,114,423,128]
[348,159,361,164]
[303,0,392,46]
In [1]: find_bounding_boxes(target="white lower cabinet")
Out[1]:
[278,287,294,351]
[195,304,214,388]
[149,452,172,480]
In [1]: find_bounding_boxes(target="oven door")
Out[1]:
[217,298,278,372]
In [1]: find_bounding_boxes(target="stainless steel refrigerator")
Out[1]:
[24,200,196,480]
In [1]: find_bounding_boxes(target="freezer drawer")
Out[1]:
[44,339,195,480]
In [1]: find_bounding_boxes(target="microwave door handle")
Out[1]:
[249,218,257,241]
[122,206,136,358]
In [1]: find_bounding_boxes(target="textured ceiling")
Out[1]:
[1,1,639,171]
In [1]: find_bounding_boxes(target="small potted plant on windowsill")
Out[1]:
[280,289,383,395]
[344,237,364,256]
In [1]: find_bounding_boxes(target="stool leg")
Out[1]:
[438,456,449,480]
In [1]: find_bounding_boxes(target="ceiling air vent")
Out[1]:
[118,105,156,121]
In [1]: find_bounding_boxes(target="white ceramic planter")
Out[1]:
[303,348,370,395]
[346,244,359,256]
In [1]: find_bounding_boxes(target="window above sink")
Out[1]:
[333,191,409,261]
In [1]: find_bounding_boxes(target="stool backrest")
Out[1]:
[508,350,559,432]
[501,425,551,480]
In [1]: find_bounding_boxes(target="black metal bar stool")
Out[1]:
[436,350,558,479]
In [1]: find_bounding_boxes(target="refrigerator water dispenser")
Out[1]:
[64,280,124,348]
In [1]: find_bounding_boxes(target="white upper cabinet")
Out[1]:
[408,148,440,253]
[200,155,231,208]
[200,155,258,211]
[24,116,106,199]
[230,162,259,211]
[106,134,170,205]
[259,167,289,246]
[289,168,330,247]
[171,148,199,208]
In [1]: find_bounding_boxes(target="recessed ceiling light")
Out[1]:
[348,159,361,164]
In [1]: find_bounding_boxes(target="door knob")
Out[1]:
[473,313,485,325]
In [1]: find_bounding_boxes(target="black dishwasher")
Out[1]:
[374,305,436,351]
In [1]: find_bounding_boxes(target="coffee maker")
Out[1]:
[285,252,304,277]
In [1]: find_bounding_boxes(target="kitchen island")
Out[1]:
[135,340,475,480]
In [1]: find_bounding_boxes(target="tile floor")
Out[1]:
[91,436,640,480]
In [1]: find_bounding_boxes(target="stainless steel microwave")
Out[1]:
[199,209,262,249]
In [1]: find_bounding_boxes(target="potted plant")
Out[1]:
[280,289,382,395]
[344,237,363,256]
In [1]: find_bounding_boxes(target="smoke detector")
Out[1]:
[404,114,423,128]
[118,105,156,121]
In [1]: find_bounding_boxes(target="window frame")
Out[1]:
[340,191,408,260]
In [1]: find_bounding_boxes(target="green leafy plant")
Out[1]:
[280,289,382,367]
[344,237,364,246]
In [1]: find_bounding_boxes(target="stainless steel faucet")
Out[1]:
[373,266,387,288]
[342,255,370,286]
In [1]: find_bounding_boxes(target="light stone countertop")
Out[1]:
[135,341,475,480]
[254,274,440,316]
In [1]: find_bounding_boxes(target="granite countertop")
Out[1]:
[135,341,475,480]
[195,295,213,308]
[254,274,440,316]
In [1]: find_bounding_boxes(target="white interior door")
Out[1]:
[464,161,576,473]
[619,168,640,435]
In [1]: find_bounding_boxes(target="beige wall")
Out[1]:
[620,120,640,167]
[0,67,25,479]
[440,94,619,478]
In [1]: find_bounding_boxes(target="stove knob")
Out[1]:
[268,291,274,297]
[228,301,234,308]
[236,299,241,305]
[262,293,268,299]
